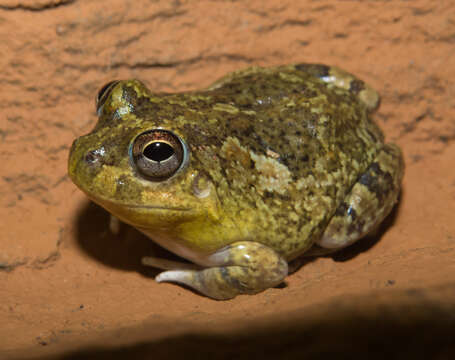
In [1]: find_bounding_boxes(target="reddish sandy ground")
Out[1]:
[1,1,454,359]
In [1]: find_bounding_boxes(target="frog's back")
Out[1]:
[174,65,386,258]
[206,65,384,174]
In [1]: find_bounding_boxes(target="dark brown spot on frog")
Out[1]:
[358,162,394,203]
[263,191,274,199]
[280,153,296,167]
[302,88,319,98]
[349,79,366,94]
[369,162,381,175]
[295,63,330,78]
[358,170,375,188]
[335,202,349,217]
[365,127,381,143]
[183,123,221,147]
[219,267,247,291]
[348,218,366,236]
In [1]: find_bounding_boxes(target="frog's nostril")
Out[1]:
[84,151,98,164]
[84,147,106,166]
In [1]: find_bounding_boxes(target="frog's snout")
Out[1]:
[68,138,107,187]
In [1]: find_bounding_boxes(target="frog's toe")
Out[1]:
[155,268,240,300]
[154,241,288,300]
[155,270,194,286]
[109,215,121,235]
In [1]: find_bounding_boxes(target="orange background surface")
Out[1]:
[1,1,454,359]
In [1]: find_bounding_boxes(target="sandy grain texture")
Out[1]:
[0,1,454,359]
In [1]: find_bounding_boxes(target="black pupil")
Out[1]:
[143,142,175,162]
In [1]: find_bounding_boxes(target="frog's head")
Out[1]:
[68,80,221,232]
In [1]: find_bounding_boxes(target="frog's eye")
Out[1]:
[131,129,187,181]
[96,80,120,114]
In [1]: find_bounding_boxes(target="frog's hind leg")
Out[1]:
[295,63,380,112]
[316,144,404,250]
[150,241,288,300]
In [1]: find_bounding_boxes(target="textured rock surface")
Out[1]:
[0,1,454,359]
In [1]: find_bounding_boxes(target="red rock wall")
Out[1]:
[1,1,454,359]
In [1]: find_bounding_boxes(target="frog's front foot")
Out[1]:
[145,241,288,300]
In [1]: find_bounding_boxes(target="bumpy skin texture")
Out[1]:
[68,64,404,300]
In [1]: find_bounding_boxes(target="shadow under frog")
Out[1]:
[74,200,161,277]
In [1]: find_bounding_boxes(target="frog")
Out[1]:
[68,64,404,300]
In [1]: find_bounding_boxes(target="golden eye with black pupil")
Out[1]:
[131,129,187,181]
[96,80,120,115]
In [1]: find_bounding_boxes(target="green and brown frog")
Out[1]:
[68,64,404,300]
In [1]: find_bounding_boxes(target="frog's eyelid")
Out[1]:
[96,103,104,117]
[96,80,121,115]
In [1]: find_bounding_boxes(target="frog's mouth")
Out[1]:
[82,192,196,228]
[90,197,198,229]
[80,190,193,213]
[97,199,194,214]
[123,204,192,211]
